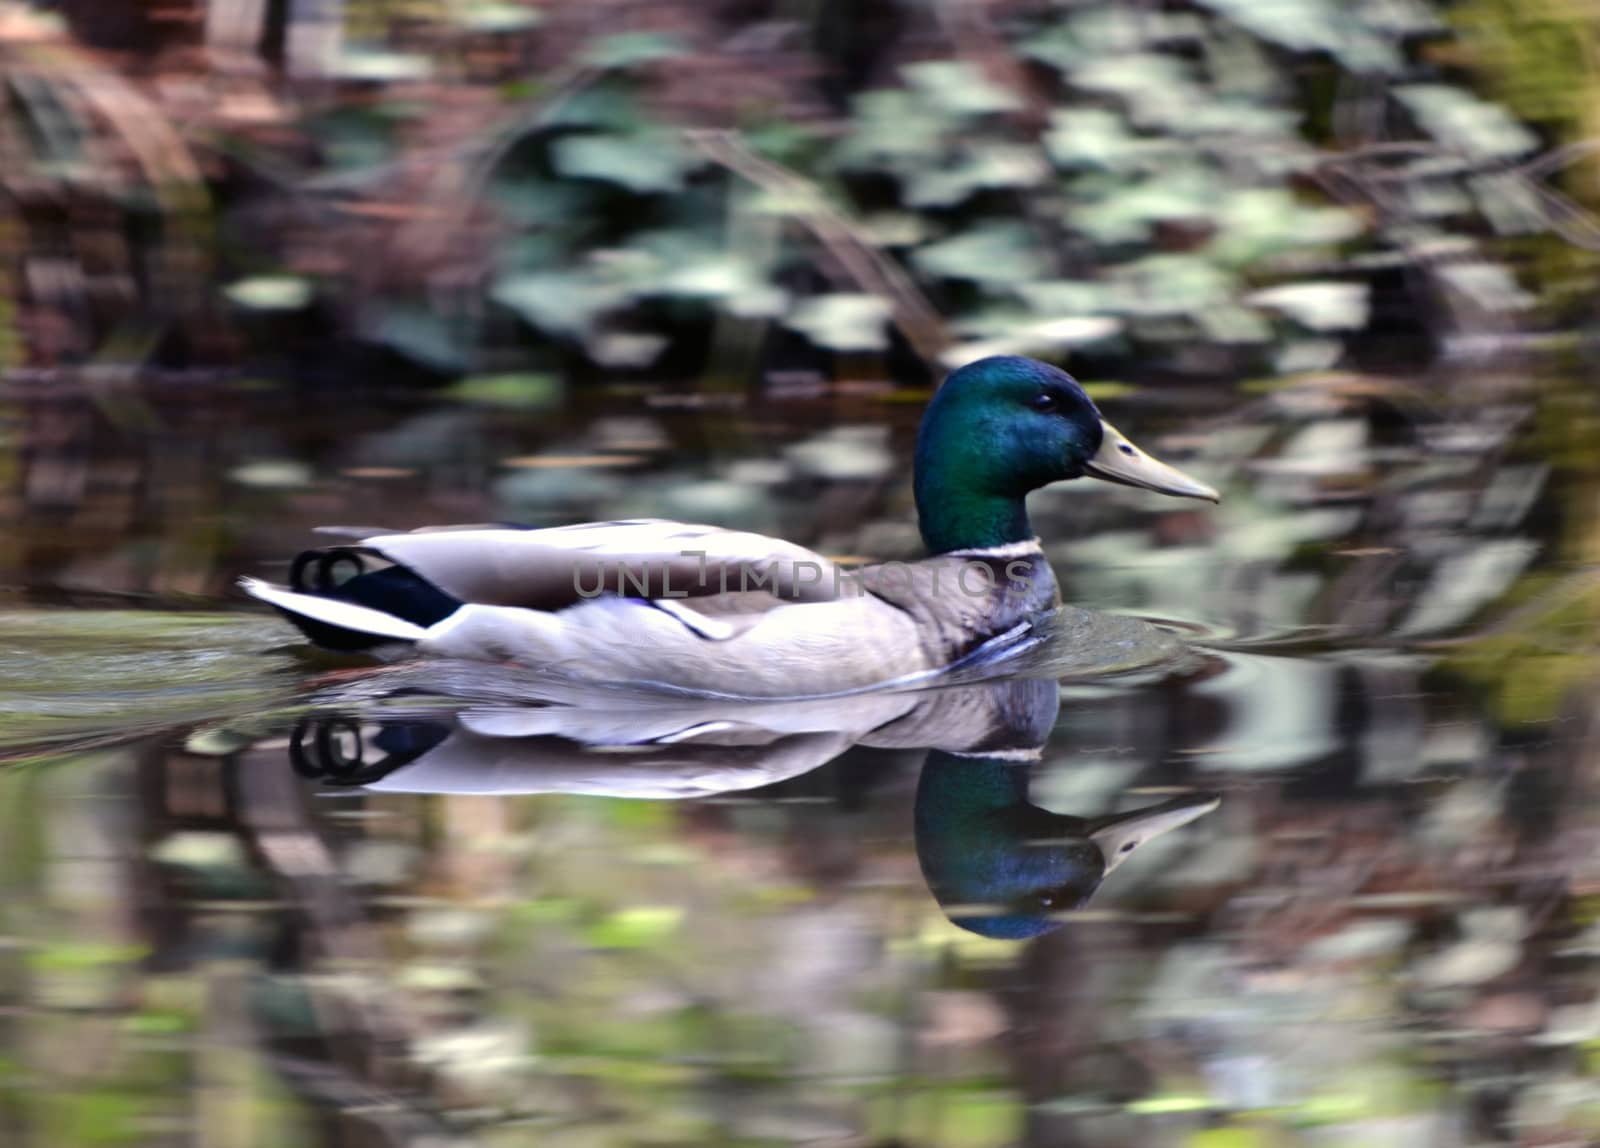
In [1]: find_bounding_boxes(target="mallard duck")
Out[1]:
[243,356,1217,697]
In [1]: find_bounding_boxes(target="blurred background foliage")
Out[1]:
[5,2,1600,1146]
[7,0,1600,383]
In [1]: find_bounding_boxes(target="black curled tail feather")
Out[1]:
[277,548,462,651]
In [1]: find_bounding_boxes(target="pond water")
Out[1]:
[1,374,1597,1147]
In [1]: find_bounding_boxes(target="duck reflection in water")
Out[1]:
[290,676,1218,938]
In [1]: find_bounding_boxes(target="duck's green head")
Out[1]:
[914,356,1218,554]
[915,751,1220,940]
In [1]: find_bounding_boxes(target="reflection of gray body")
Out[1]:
[355,677,1063,797]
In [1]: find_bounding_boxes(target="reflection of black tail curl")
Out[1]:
[289,715,452,785]
[277,547,461,651]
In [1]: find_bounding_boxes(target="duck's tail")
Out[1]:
[241,577,431,646]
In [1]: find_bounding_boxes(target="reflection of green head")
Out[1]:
[914,748,1220,940]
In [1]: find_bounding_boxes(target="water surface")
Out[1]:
[1,376,1595,1147]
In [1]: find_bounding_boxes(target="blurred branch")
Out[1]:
[686,129,950,367]
[1512,137,1600,182]
[1321,137,1600,253]
[1518,180,1600,252]
[400,62,598,259]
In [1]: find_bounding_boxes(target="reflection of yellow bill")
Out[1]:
[1091,792,1223,875]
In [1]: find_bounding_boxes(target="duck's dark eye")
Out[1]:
[1029,393,1059,413]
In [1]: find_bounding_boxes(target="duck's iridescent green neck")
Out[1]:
[913,465,1033,555]
[913,421,1036,555]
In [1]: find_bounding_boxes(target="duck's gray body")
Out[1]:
[422,544,1059,695]
[245,521,1060,698]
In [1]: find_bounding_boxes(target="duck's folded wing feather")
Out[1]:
[357,519,843,610]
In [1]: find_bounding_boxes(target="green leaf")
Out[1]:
[1247,283,1370,330]
[585,906,684,949]
[1111,255,1234,316]
[905,144,1050,208]
[1045,108,1162,171]
[1472,173,1549,236]
[487,176,587,227]
[743,119,821,164]
[785,293,894,352]
[228,459,313,488]
[597,231,789,316]
[1397,84,1539,160]
[942,315,1121,368]
[1195,0,1400,72]
[1018,26,1085,75]
[581,31,687,70]
[1017,279,1111,315]
[1208,189,1366,266]
[456,2,542,32]
[307,105,399,170]
[545,85,642,130]
[914,223,1049,286]
[183,727,254,756]
[31,941,148,972]
[1437,260,1534,311]
[368,306,471,372]
[663,257,787,314]
[552,132,696,193]
[584,330,668,368]
[224,276,313,311]
[1195,304,1273,344]
[902,60,1021,117]
[1073,166,1222,243]
[493,271,630,337]
[834,89,947,171]
[447,373,563,409]
[333,51,433,82]
[1071,54,1200,127]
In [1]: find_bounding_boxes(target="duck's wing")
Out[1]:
[351,519,843,610]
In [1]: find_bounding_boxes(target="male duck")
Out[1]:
[243,356,1217,697]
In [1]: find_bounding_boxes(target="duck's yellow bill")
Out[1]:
[1082,420,1219,502]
